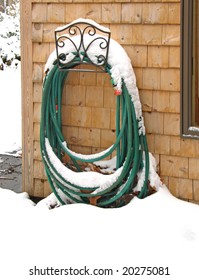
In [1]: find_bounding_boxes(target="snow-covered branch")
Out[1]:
[0,0,20,69]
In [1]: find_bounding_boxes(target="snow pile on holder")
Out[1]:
[40,19,162,208]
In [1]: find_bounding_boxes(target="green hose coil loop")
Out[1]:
[40,57,150,207]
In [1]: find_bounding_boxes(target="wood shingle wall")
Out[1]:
[21,0,199,204]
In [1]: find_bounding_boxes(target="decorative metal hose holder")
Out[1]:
[40,18,156,208]
[54,19,111,72]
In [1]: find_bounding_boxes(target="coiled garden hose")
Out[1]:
[40,58,150,208]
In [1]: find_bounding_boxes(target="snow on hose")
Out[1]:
[40,19,161,207]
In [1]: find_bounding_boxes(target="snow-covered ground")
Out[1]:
[0,186,199,280]
[0,64,21,153]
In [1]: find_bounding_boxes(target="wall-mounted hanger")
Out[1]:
[54,18,111,73]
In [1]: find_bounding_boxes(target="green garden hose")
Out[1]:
[40,56,150,208]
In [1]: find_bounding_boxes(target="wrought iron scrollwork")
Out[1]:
[55,19,111,72]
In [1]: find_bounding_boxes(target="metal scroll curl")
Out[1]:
[55,20,111,72]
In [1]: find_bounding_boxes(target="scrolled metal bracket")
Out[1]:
[54,18,111,72]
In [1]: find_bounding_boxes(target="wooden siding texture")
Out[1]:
[21,0,199,204]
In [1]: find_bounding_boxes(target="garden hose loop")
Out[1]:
[40,52,150,208]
